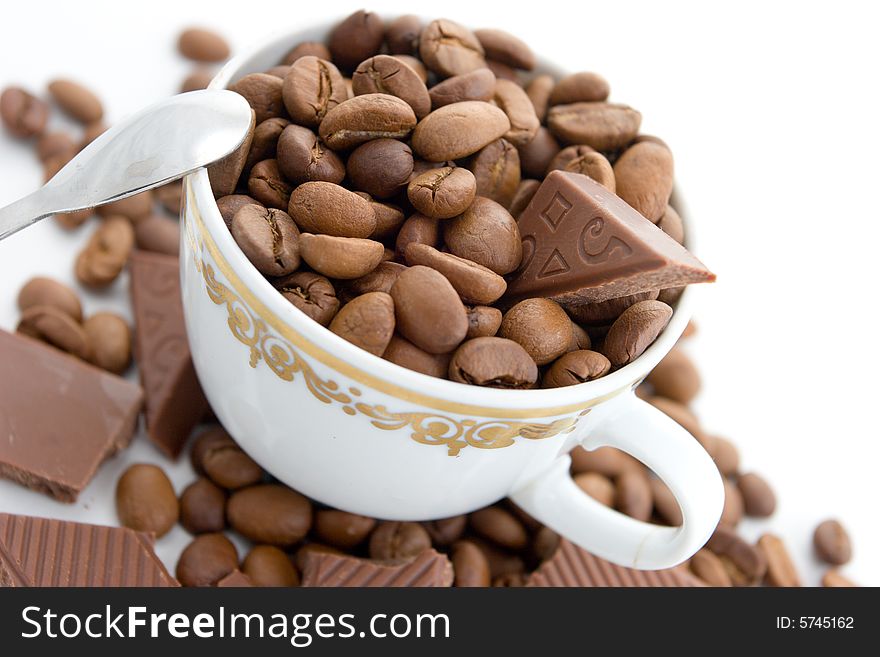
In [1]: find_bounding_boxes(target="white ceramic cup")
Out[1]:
[179,23,724,570]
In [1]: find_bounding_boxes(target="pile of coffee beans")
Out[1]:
[208,10,690,389]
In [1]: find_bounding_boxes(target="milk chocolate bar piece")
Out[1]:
[0,329,142,502]
[505,171,714,305]
[0,513,178,587]
[130,250,209,458]
[301,549,454,587]
[527,539,704,587]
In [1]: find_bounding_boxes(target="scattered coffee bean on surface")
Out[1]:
[17,304,92,361]
[75,216,134,288]
[451,540,491,587]
[813,519,852,565]
[176,533,238,587]
[47,78,103,124]
[178,27,230,62]
[469,506,528,551]
[689,548,733,587]
[314,510,377,550]
[83,312,131,374]
[180,478,227,535]
[573,472,615,507]
[369,521,432,560]
[227,484,312,546]
[707,526,767,586]
[822,569,858,587]
[758,534,801,587]
[17,276,82,322]
[115,464,179,538]
[0,86,48,137]
[646,347,700,403]
[737,472,777,518]
[242,545,300,587]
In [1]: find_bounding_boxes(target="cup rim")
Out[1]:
[184,20,699,416]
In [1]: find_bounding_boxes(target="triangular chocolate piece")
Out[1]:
[301,549,453,587]
[506,171,714,305]
[130,250,208,458]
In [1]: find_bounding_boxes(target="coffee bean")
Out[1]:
[468,536,525,579]
[244,117,290,173]
[549,72,611,105]
[47,78,103,124]
[493,79,539,147]
[82,312,131,374]
[242,545,300,587]
[176,533,238,587]
[281,56,348,128]
[201,437,263,491]
[543,350,611,387]
[390,265,468,354]
[615,469,653,521]
[707,526,768,586]
[469,506,528,551]
[247,159,293,210]
[570,446,640,477]
[499,298,572,366]
[710,436,740,477]
[508,178,540,218]
[645,347,700,404]
[75,216,134,288]
[720,479,744,527]
[134,214,179,256]
[344,261,406,298]
[80,120,108,149]
[227,484,312,546]
[474,29,535,71]
[115,464,179,538]
[273,271,339,326]
[813,519,852,565]
[229,73,284,124]
[407,166,477,219]
[314,510,377,550]
[275,125,345,186]
[369,521,432,560]
[602,300,673,368]
[17,277,82,322]
[328,10,384,71]
[465,305,502,338]
[299,234,385,280]
[347,138,414,198]
[329,292,395,356]
[96,190,154,221]
[689,548,733,586]
[181,69,214,92]
[548,144,615,191]
[568,322,592,350]
[525,74,554,123]
[412,101,510,161]
[419,19,486,77]
[395,213,440,259]
[428,68,496,109]
[574,472,615,507]
[517,127,559,180]
[566,293,659,329]
[0,86,49,137]
[448,337,537,388]
[180,478,226,534]
[757,534,800,587]
[208,110,255,197]
[451,540,491,587]
[468,138,521,207]
[155,181,183,216]
[737,472,777,518]
[216,194,262,227]
[356,196,406,239]
[319,94,417,150]
[353,55,431,119]
[658,205,685,244]
[649,477,683,526]
[647,396,710,450]
[822,570,858,587]
[383,334,450,378]
[548,102,642,151]
[178,27,230,62]
[614,140,674,223]
[406,243,507,305]
[190,427,234,472]
[443,196,521,274]
[55,210,92,230]
[230,205,300,277]
[283,41,332,65]
[385,15,422,55]
[37,131,77,162]
[422,516,467,546]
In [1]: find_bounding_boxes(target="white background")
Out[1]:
[1,0,878,586]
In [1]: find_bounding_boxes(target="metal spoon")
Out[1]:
[0,89,252,241]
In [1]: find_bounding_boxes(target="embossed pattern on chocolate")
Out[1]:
[301,548,453,587]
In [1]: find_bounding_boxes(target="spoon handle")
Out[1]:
[0,191,53,240]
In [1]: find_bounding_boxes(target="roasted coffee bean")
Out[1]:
[407,166,477,219]
[613,140,674,223]
[155,181,183,216]
[328,10,384,71]
[646,347,700,404]
[283,41,332,65]
[649,477,683,526]
[134,214,180,256]
[412,101,509,161]
[422,516,467,546]
[547,144,615,191]
[468,536,525,579]
[493,79,539,147]
[0,86,49,137]
[229,73,284,124]
[42,150,73,182]
[208,110,255,197]
[508,178,540,218]
[395,213,440,259]
[353,55,430,119]
[602,300,673,368]
[80,120,107,149]
[390,54,428,82]
[383,334,450,378]
[469,138,520,207]
[47,78,103,124]
[548,102,642,151]
[329,292,395,356]
[615,469,653,521]
[190,426,234,473]
[543,350,610,387]
[758,534,800,587]
[216,194,262,227]
[274,271,339,326]
[180,478,227,534]
[177,533,238,587]
[230,205,300,277]
[474,29,534,71]
[181,69,214,92]
[385,14,422,54]
[347,138,414,198]
[178,27,229,62]
[264,65,291,80]
[451,540,491,587]
[648,396,709,448]
[465,305,502,339]
[244,117,290,173]
[242,545,300,587]
[227,484,312,546]
[574,472,615,507]
[493,572,528,587]
[428,68,496,109]
[549,72,611,105]
[710,436,740,477]
[720,479,744,527]
[17,277,82,322]
[390,265,468,354]
[369,521,432,560]
[525,74,554,122]
[569,322,592,350]
[75,216,135,288]
[344,261,406,297]
[281,56,348,128]
[469,506,528,551]
[247,159,293,210]
[658,205,685,244]
[406,243,507,305]
[356,196,406,239]
[276,125,345,185]
[443,196,521,274]
[319,94,417,150]
[532,526,561,563]
[115,464,178,538]
[707,526,768,586]
[419,19,486,77]
[314,510,377,550]
[689,548,733,586]
[299,234,385,280]
[737,472,777,518]
[83,312,131,374]
[517,127,559,179]
[570,445,640,477]
[201,438,262,491]
[37,131,77,162]
[499,298,572,366]
[822,570,858,587]
[485,61,516,83]
[813,519,852,565]
[565,292,659,327]
[448,337,537,388]
[96,191,154,221]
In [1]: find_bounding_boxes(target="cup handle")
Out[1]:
[510,391,724,570]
